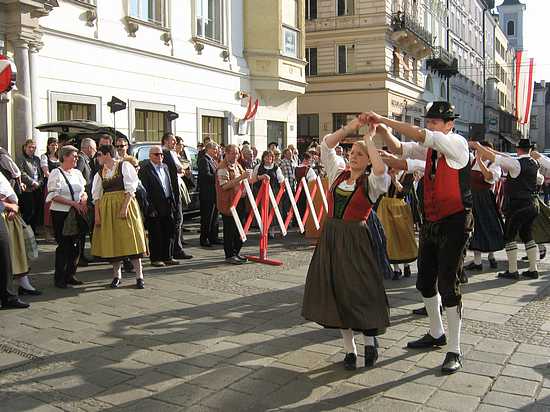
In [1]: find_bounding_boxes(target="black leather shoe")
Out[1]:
[66,277,83,286]
[464,262,482,271]
[521,255,529,261]
[404,266,412,278]
[2,298,30,309]
[407,333,447,349]
[18,287,42,296]
[225,256,245,265]
[412,306,428,316]
[522,270,539,279]
[235,255,248,263]
[174,252,193,260]
[489,257,498,269]
[110,278,121,288]
[441,352,462,374]
[343,353,357,370]
[200,242,212,247]
[498,270,520,280]
[364,345,378,367]
[55,282,68,289]
[392,270,402,281]
[136,279,144,289]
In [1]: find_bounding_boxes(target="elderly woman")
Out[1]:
[18,139,44,234]
[302,114,391,371]
[47,145,87,288]
[91,145,146,289]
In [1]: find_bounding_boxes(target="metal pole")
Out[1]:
[446,0,450,102]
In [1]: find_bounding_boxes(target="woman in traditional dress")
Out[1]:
[91,145,147,289]
[464,142,504,271]
[377,168,418,279]
[302,115,391,371]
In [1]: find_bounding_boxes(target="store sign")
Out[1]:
[0,55,16,94]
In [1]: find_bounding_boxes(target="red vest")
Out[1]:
[327,170,373,221]
[423,149,468,222]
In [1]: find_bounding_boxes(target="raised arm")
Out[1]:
[377,124,403,156]
[324,114,368,149]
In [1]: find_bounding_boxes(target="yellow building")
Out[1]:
[298,0,433,149]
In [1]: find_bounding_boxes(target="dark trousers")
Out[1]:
[148,216,175,262]
[51,210,81,286]
[416,210,473,308]
[0,217,17,303]
[172,202,185,256]
[20,189,43,233]
[222,201,245,259]
[503,198,539,244]
[200,198,219,244]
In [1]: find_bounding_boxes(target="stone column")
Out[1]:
[12,39,33,149]
[29,42,42,143]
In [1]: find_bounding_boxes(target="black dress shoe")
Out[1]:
[225,256,245,265]
[174,253,193,260]
[110,278,121,288]
[404,266,412,278]
[2,298,30,309]
[521,255,529,261]
[66,277,84,286]
[136,279,145,289]
[522,270,539,279]
[392,270,402,281]
[407,333,447,349]
[343,353,357,370]
[18,287,42,296]
[235,255,248,263]
[364,345,378,367]
[200,241,212,247]
[489,257,498,269]
[441,352,462,374]
[412,307,428,316]
[498,270,520,280]
[464,262,482,271]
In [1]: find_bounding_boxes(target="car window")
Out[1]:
[134,146,152,162]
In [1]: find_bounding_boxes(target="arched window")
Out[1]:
[440,82,446,99]
[507,20,515,36]
[426,75,433,92]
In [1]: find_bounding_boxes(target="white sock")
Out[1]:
[474,251,482,265]
[132,258,143,280]
[526,241,538,272]
[393,264,401,272]
[363,335,375,346]
[446,305,462,355]
[113,262,122,279]
[505,242,518,272]
[488,252,495,260]
[341,329,357,354]
[423,294,444,339]
[19,275,35,291]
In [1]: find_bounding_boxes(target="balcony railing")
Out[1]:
[305,15,369,32]
[426,46,459,77]
[391,12,433,47]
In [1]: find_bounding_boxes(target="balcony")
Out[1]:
[390,12,433,59]
[305,15,369,33]
[426,47,459,77]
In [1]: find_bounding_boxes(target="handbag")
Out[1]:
[20,216,38,260]
[58,169,89,237]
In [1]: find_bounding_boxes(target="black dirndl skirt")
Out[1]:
[470,189,505,252]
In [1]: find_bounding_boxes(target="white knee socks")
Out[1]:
[446,305,463,355]
[131,258,143,280]
[424,294,444,339]
[363,335,375,346]
[505,242,518,272]
[526,241,538,272]
[341,329,357,354]
[19,275,36,291]
[112,262,122,279]
[474,251,482,265]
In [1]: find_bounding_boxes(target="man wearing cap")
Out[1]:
[475,139,541,279]
[367,101,472,374]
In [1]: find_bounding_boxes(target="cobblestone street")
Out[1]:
[2,226,550,411]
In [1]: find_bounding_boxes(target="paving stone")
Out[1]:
[247,363,307,385]
[365,396,421,412]
[461,359,503,378]
[278,349,328,369]
[465,350,509,365]
[153,382,214,406]
[440,372,492,397]
[482,391,534,409]
[95,384,153,405]
[384,382,437,404]
[125,371,186,393]
[509,352,549,368]
[1,395,63,411]
[517,344,550,357]
[536,387,550,405]
[260,379,333,409]
[157,342,206,357]
[492,375,540,397]
[475,337,518,355]
[229,377,280,397]
[426,390,480,412]
[348,367,404,388]
[501,364,544,382]
[476,404,515,412]
[113,398,182,412]
[188,365,252,390]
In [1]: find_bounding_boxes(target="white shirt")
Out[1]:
[0,172,17,204]
[91,161,139,203]
[405,159,426,174]
[401,129,469,170]
[494,153,530,179]
[153,162,172,198]
[321,136,390,203]
[47,168,86,212]
[537,153,550,175]
[252,163,285,184]
[163,146,184,174]
[471,154,502,185]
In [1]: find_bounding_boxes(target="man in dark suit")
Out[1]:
[198,142,221,247]
[138,146,179,267]
[162,132,192,259]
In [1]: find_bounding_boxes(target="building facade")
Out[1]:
[497,0,525,51]
[298,0,434,149]
[530,81,550,150]
[0,0,307,154]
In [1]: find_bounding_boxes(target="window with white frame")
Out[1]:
[129,0,165,26]
[282,0,300,58]
[196,0,223,43]
[337,44,354,74]
[306,0,317,20]
[305,48,318,76]
[337,0,354,16]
